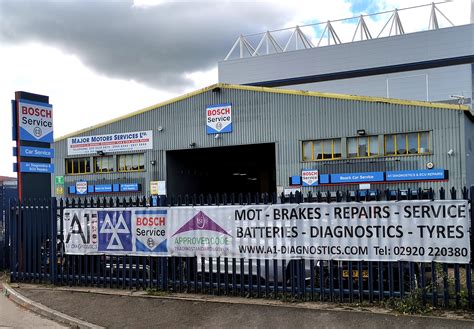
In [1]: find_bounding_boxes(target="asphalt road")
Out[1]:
[16,287,474,329]
[0,291,65,328]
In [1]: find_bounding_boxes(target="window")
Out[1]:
[302,139,341,161]
[384,132,430,156]
[65,157,91,175]
[347,136,379,158]
[118,154,145,172]
[94,155,114,173]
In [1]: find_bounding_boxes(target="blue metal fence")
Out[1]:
[8,187,474,308]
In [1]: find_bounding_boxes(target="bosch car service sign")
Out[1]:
[18,100,53,142]
[206,103,232,134]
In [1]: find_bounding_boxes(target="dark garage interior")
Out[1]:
[166,143,276,196]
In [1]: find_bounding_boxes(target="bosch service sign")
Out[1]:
[206,103,232,134]
[302,169,319,186]
[18,100,53,143]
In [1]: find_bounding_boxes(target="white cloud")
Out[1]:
[0,43,179,177]
[0,0,471,178]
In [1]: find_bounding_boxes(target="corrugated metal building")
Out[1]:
[53,83,473,198]
[219,24,474,108]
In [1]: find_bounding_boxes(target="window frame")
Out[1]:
[117,153,145,172]
[302,138,342,161]
[65,157,92,175]
[94,155,115,173]
[384,131,431,156]
[346,135,379,158]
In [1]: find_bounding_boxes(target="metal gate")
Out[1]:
[1,181,17,271]
[7,187,474,308]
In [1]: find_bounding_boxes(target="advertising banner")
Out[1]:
[206,103,232,134]
[67,130,153,156]
[63,200,470,263]
[18,99,53,143]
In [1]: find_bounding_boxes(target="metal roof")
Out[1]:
[54,83,470,142]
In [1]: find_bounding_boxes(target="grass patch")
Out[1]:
[146,288,169,296]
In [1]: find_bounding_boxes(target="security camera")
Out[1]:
[189,142,196,147]
[447,149,454,156]
[214,134,221,139]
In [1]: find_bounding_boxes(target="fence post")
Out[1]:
[468,186,474,268]
[50,197,57,284]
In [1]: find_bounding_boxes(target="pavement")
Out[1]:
[0,287,66,328]
[2,282,474,329]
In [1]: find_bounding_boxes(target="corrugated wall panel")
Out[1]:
[53,87,470,197]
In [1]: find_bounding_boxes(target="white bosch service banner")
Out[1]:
[63,200,470,263]
[18,100,53,143]
[67,130,153,155]
[206,103,232,134]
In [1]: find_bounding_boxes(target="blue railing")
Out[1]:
[8,187,474,308]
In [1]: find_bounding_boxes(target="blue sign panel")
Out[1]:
[19,146,54,158]
[120,183,140,192]
[290,175,301,185]
[386,169,446,181]
[98,210,132,252]
[95,184,113,193]
[19,162,54,173]
[331,171,384,184]
[320,174,330,184]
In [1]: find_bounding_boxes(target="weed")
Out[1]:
[146,288,168,296]
[383,288,429,315]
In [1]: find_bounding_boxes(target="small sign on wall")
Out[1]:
[206,103,232,134]
[302,169,319,186]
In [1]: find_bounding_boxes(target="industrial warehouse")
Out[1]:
[50,3,474,199]
[53,83,472,198]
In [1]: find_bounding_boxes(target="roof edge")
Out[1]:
[54,83,469,142]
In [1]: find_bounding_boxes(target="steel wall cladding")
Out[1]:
[53,85,471,196]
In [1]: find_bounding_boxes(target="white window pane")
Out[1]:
[369,136,379,156]
[396,134,407,154]
[333,139,341,158]
[419,132,429,153]
[358,137,368,157]
[408,133,418,154]
[347,138,357,158]
[303,141,313,161]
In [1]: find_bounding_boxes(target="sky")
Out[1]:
[0,0,471,177]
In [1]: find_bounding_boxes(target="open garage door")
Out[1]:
[166,143,276,196]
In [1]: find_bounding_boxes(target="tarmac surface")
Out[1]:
[13,285,474,329]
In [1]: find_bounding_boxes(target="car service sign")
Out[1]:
[206,103,232,134]
[302,169,319,186]
[18,99,53,143]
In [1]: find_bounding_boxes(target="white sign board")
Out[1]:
[76,181,88,195]
[302,169,319,186]
[67,130,153,155]
[62,200,471,263]
[206,103,232,134]
[18,100,53,142]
